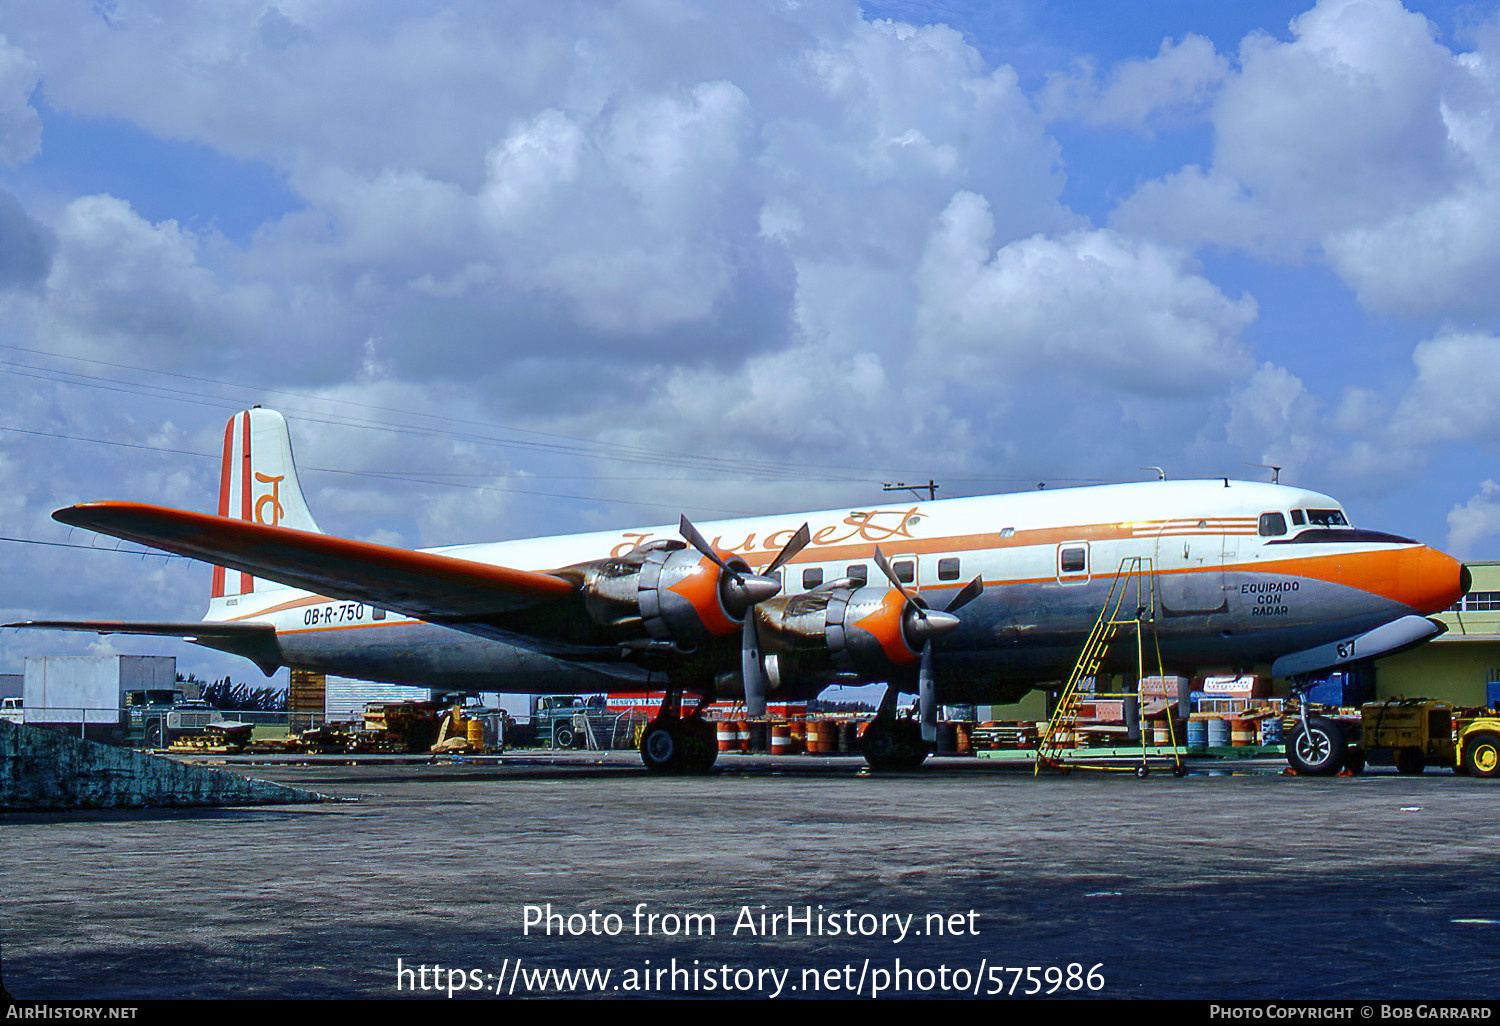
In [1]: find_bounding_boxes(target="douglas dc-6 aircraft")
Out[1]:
[8,408,1470,773]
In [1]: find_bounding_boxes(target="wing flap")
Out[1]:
[52,502,577,619]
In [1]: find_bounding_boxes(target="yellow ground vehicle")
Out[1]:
[1285,698,1500,777]
[1454,716,1500,777]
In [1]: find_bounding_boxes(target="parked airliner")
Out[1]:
[8,408,1468,772]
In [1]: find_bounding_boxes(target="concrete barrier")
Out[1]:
[0,720,327,810]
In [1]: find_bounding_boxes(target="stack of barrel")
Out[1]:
[715,720,774,754]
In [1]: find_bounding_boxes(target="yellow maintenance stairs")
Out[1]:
[1035,556,1186,777]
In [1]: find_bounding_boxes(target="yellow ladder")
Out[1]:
[1036,557,1166,774]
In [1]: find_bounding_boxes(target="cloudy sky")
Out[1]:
[2,0,1499,684]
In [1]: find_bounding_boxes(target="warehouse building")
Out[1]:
[1378,559,1500,709]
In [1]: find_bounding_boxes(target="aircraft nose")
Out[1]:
[1398,546,1468,615]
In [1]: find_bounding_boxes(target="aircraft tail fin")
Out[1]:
[212,407,321,601]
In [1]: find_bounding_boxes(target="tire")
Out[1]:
[1344,749,1367,775]
[640,720,683,773]
[1134,765,1150,778]
[143,721,163,749]
[1462,731,1500,779]
[861,718,929,771]
[1395,747,1426,775]
[1286,716,1346,776]
[679,717,718,773]
[553,725,575,749]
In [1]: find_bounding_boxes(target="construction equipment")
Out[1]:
[1036,557,1186,777]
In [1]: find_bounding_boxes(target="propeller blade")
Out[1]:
[945,574,985,614]
[762,523,811,575]
[742,613,766,718]
[871,546,922,614]
[918,640,937,743]
[678,514,743,582]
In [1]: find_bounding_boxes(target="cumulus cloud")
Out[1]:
[1386,330,1500,445]
[1114,0,1500,317]
[0,187,52,288]
[1038,33,1229,132]
[916,191,1255,396]
[1447,480,1500,557]
[0,34,39,165]
[35,195,263,360]
[1223,363,1323,484]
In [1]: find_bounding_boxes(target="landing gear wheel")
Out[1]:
[1285,716,1347,776]
[640,716,718,774]
[861,718,929,771]
[1395,747,1426,775]
[640,720,683,774]
[1462,731,1500,778]
[679,715,718,773]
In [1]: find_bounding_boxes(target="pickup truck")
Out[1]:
[0,697,22,724]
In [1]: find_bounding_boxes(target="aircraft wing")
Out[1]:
[50,502,577,620]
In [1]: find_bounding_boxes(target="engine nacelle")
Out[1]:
[574,540,756,649]
[755,582,928,685]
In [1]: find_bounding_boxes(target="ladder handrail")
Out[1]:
[1037,556,1161,771]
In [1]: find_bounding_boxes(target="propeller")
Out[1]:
[679,517,810,716]
[872,546,983,741]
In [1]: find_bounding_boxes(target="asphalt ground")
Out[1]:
[3,751,1500,1004]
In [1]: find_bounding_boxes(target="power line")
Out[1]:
[0,345,929,480]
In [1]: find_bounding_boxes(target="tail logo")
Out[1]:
[254,473,285,527]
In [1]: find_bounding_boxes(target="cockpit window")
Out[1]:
[1306,509,1348,527]
[1290,509,1305,526]
[1257,512,1287,537]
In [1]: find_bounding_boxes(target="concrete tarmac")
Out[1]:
[3,752,1499,1001]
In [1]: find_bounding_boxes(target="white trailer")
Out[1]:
[23,655,177,726]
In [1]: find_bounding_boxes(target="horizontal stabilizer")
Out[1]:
[51,502,577,621]
[4,619,285,676]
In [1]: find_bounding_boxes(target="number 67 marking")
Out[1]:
[1336,640,1355,659]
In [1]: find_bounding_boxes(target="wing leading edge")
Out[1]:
[50,502,577,621]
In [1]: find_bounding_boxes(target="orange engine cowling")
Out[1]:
[753,583,929,685]
[574,540,756,648]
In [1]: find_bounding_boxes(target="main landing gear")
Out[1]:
[639,687,718,774]
[860,685,930,771]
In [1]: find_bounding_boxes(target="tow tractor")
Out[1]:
[1284,694,1500,777]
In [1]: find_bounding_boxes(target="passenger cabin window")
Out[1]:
[937,557,961,581]
[1306,508,1349,527]
[1290,509,1306,526]
[1258,512,1287,537]
[1059,546,1087,575]
[892,559,915,584]
[845,564,868,586]
[802,567,824,589]
[372,607,386,621]
[1000,527,1015,538]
